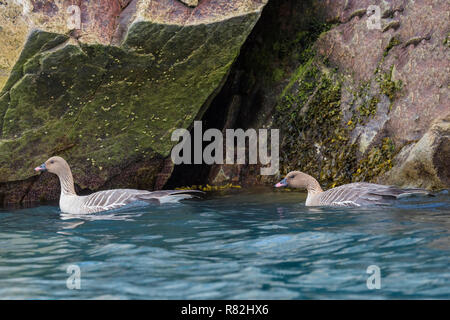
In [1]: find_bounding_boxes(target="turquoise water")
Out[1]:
[0,189,449,299]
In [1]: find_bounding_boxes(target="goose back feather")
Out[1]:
[315,182,430,207]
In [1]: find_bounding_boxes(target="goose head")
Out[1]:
[275,171,323,193]
[275,171,308,189]
[34,156,71,176]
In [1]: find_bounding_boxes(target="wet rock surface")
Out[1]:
[0,0,448,205]
[382,115,450,189]
[0,0,267,204]
[192,0,449,191]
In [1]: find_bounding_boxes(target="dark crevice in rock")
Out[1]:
[164,67,236,188]
[18,175,37,204]
[382,21,401,33]
[0,175,38,206]
[402,34,432,48]
[166,0,326,188]
[347,8,366,22]
[433,137,450,186]
[382,6,404,19]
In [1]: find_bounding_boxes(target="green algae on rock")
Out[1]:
[0,0,268,204]
[205,0,448,191]
[274,61,357,189]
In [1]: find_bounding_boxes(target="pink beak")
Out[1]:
[35,163,47,172]
[275,178,288,188]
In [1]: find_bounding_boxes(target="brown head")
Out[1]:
[34,156,71,177]
[275,171,323,193]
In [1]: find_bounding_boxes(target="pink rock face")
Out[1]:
[317,0,449,145]
[7,0,266,45]
[383,115,450,189]
[204,0,448,189]
[27,0,126,44]
[31,0,59,16]
[80,0,123,43]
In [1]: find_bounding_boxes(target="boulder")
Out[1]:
[201,0,449,190]
[0,0,267,204]
[382,115,450,190]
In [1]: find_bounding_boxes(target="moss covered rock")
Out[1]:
[201,0,448,191]
[0,0,267,204]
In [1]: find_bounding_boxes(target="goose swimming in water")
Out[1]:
[275,171,432,207]
[35,156,202,214]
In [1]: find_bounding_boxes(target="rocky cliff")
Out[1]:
[195,0,449,191]
[0,0,267,204]
[0,0,448,205]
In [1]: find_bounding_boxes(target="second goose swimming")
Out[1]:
[275,171,432,207]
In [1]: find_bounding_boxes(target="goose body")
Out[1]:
[58,188,201,214]
[275,171,431,207]
[35,156,201,214]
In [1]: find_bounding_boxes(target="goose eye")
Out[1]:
[50,160,54,164]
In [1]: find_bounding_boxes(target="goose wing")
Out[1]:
[318,183,431,207]
[317,183,369,207]
[133,189,204,204]
[80,189,203,213]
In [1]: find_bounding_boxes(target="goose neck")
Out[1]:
[58,171,76,196]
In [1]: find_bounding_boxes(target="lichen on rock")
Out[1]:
[202,0,449,191]
[0,0,268,204]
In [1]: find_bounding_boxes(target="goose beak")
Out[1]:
[275,178,287,188]
[34,163,47,172]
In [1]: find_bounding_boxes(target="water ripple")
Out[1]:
[0,190,449,299]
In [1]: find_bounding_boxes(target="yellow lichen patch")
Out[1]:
[176,183,242,191]
[353,138,396,182]
[0,2,30,91]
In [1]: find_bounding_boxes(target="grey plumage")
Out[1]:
[275,171,432,207]
[315,182,431,207]
[34,156,202,214]
[77,189,203,213]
